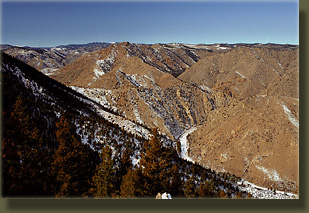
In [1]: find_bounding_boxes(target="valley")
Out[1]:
[1,41,299,198]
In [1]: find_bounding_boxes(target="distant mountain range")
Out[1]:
[0,42,114,75]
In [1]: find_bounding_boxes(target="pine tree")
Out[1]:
[169,164,183,197]
[2,135,22,196]
[2,97,23,195]
[198,180,216,198]
[235,191,243,199]
[139,128,169,196]
[184,176,196,198]
[218,189,228,198]
[91,145,115,198]
[116,139,133,187]
[120,168,143,198]
[2,96,53,196]
[52,115,92,197]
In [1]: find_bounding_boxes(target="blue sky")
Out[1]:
[1,0,299,47]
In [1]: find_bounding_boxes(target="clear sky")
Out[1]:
[1,0,299,47]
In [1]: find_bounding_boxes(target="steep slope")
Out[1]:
[2,42,112,75]
[1,51,152,139]
[1,52,149,196]
[52,42,215,85]
[2,52,259,198]
[187,95,298,193]
[52,42,236,139]
[181,45,299,193]
[178,45,298,100]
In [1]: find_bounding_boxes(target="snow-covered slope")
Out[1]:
[237,180,298,199]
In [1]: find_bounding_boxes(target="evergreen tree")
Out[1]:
[52,115,92,197]
[218,189,228,198]
[139,128,169,196]
[198,180,216,198]
[120,168,143,198]
[169,164,183,197]
[91,145,115,198]
[235,191,243,199]
[2,96,54,196]
[184,176,196,198]
[2,131,22,196]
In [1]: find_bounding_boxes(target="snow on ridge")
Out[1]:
[133,105,143,124]
[94,104,150,139]
[237,180,298,199]
[123,73,141,87]
[51,47,66,51]
[70,86,117,111]
[2,63,58,117]
[69,86,150,139]
[199,84,211,92]
[217,46,229,50]
[189,50,199,59]
[281,103,299,129]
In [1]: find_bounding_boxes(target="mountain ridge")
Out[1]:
[1,41,299,195]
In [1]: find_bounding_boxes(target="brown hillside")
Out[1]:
[50,42,298,192]
[178,46,298,100]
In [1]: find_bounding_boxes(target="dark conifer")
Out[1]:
[139,128,169,196]
[91,145,115,198]
[52,115,92,197]
[184,176,196,198]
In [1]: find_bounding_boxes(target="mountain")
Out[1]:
[2,51,261,198]
[179,45,299,193]
[1,41,299,198]
[51,42,237,139]
[178,45,298,100]
[48,42,298,194]
[1,51,150,196]
[2,42,112,76]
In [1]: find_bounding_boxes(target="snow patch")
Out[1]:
[281,103,299,129]
[41,68,58,76]
[237,180,298,199]
[94,68,105,78]
[236,71,246,79]
[199,85,211,92]
[70,86,119,111]
[255,165,281,181]
[217,46,229,50]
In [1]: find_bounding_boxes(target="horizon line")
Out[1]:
[0,41,299,48]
